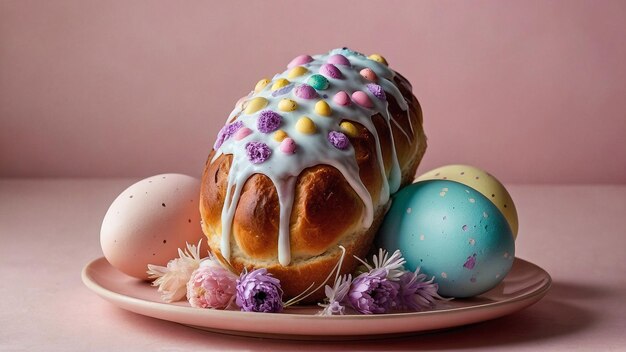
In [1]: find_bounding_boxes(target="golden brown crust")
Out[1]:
[199,70,426,301]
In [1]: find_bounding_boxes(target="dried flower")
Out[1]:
[318,274,352,316]
[396,270,449,311]
[348,268,399,314]
[147,240,203,303]
[186,258,238,309]
[356,248,406,281]
[235,268,283,313]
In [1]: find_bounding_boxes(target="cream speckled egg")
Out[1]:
[415,165,518,239]
[100,174,205,280]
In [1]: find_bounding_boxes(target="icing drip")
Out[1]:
[212,48,412,266]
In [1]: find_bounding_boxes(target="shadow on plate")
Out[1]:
[106,281,597,350]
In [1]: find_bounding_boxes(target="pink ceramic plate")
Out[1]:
[82,257,550,340]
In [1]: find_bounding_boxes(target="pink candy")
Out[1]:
[287,55,313,69]
[327,54,350,66]
[234,127,253,141]
[360,68,378,82]
[333,91,351,106]
[351,91,374,108]
[279,138,296,154]
[320,63,343,79]
[295,84,318,99]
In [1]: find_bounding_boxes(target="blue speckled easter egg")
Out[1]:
[376,180,515,297]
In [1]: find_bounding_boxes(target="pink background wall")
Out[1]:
[1,0,625,183]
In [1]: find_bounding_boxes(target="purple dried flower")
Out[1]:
[366,83,386,100]
[348,268,399,314]
[235,268,283,313]
[319,274,352,316]
[257,110,282,133]
[213,121,244,150]
[328,131,350,150]
[245,141,272,164]
[395,270,447,311]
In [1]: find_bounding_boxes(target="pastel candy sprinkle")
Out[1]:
[327,54,351,66]
[328,131,350,150]
[294,84,318,99]
[295,116,316,134]
[366,83,386,100]
[245,141,272,164]
[333,91,351,106]
[214,120,244,150]
[234,127,253,141]
[279,137,296,154]
[257,110,282,133]
[368,53,388,66]
[359,68,377,82]
[287,54,313,69]
[287,66,308,79]
[320,64,343,79]
[340,121,359,137]
[278,98,298,112]
[307,74,329,90]
[271,78,290,91]
[273,130,288,142]
[244,97,268,114]
[234,96,247,110]
[314,100,332,116]
[351,91,374,108]
[271,84,294,97]
[254,78,270,93]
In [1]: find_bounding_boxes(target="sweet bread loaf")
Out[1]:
[200,48,426,300]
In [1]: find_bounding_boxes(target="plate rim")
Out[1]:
[82,256,551,333]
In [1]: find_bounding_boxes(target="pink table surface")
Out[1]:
[1,179,625,351]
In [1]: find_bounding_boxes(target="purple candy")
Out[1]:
[294,84,318,99]
[257,110,282,133]
[327,54,351,66]
[271,84,294,97]
[213,120,244,150]
[245,141,272,164]
[366,83,386,100]
[320,63,343,79]
[328,131,350,150]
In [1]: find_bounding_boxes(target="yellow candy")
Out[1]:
[244,97,268,115]
[271,78,290,91]
[314,100,332,116]
[287,66,308,79]
[340,121,359,137]
[278,99,298,112]
[273,130,288,142]
[368,54,388,66]
[254,78,270,93]
[296,116,316,134]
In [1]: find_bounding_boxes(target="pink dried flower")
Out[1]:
[187,259,238,309]
[147,241,203,303]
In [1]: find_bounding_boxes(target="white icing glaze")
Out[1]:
[211,48,411,266]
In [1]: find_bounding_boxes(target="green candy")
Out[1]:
[307,74,329,90]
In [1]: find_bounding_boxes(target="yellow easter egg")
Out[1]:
[244,97,268,115]
[314,100,332,116]
[254,78,270,93]
[368,54,388,66]
[296,116,316,134]
[271,78,290,91]
[287,66,308,79]
[278,99,298,112]
[340,121,359,137]
[415,165,519,239]
[273,130,288,142]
